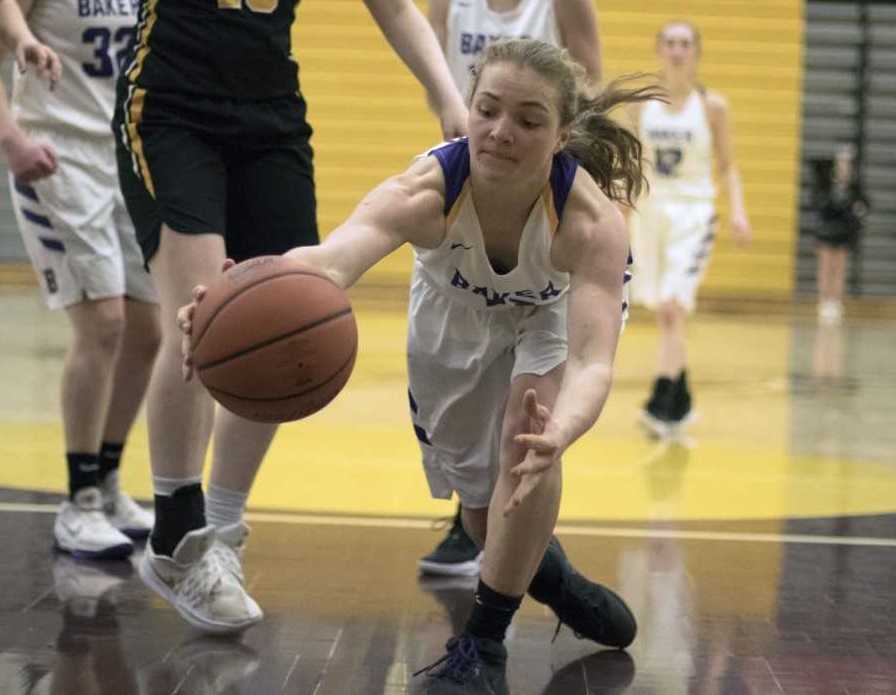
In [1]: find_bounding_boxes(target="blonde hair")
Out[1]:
[470,38,662,207]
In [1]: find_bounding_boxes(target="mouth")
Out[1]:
[480,150,516,163]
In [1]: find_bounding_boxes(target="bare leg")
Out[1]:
[145,227,225,479]
[101,299,161,443]
[656,300,688,378]
[62,298,127,453]
[828,246,848,305]
[480,369,563,596]
[209,408,278,492]
[817,243,834,303]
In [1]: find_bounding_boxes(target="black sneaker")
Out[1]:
[414,634,508,695]
[669,370,693,425]
[640,376,675,437]
[419,507,482,577]
[528,537,637,649]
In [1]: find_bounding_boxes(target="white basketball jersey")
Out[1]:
[444,0,560,97]
[639,90,715,201]
[413,138,574,311]
[12,0,139,137]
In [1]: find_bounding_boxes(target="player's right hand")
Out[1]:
[177,259,235,382]
[1,132,57,183]
[15,36,62,88]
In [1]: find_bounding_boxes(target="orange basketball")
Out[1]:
[190,255,357,423]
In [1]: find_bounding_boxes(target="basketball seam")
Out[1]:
[192,269,331,351]
[196,307,353,370]
[204,343,357,402]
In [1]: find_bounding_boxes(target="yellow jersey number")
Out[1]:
[217,0,278,13]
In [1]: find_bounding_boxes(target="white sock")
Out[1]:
[153,474,203,497]
[205,483,249,528]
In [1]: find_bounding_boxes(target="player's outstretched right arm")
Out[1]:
[284,155,447,289]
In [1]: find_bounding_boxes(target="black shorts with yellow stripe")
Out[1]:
[113,78,318,265]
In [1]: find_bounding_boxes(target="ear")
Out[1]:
[554,126,571,154]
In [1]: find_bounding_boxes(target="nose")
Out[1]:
[489,115,513,144]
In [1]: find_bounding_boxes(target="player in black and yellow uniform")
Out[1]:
[113,0,467,635]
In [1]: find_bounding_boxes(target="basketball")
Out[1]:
[190,255,358,423]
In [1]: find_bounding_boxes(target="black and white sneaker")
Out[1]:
[669,370,695,428]
[54,487,134,560]
[639,376,675,438]
[419,508,482,577]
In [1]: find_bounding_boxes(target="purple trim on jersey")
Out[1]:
[39,236,64,253]
[22,208,52,229]
[429,138,471,215]
[550,151,578,218]
[14,180,38,202]
[430,138,579,220]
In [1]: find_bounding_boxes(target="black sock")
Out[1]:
[67,452,99,499]
[150,484,206,557]
[465,580,522,642]
[97,441,124,484]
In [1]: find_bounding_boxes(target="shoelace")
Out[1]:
[178,551,226,607]
[412,635,482,682]
[207,541,245,582]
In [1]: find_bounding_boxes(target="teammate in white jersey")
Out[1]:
[423,0,602,579]
[628,20,751,437]
[0,0,158,559]
[429,0,601,98]
[180,38,653,694]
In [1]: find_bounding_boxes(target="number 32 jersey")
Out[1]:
[638,90,715,201]
[12,0,140,137]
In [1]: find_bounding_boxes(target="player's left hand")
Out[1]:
[15,38,61,89]
[731,211,752,246]
[504,388,564,516]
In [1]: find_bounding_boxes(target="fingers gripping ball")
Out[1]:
[190,256,357,423]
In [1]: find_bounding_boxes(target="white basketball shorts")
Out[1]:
[406,273,568,509]
[10,128,156,310]
[629,197,717,313]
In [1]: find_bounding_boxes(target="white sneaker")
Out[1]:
[818,300,843,325]
[54,488,134,560]
[139,526,263,634]
[103,488,154,540]
[208,522,252,584]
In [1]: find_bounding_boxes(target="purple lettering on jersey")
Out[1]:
[461,33,473,54]
[451,269,470,289]
[80,0,134,16]
[451,268,560,308]
[539,281,562,301]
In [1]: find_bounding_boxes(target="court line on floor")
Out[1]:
[3,501,895,547]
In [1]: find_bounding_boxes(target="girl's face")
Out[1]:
[834,148,854,181]
[467,62,568,183]
[657,23,700,73]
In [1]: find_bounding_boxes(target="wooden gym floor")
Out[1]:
[0,285,894,695]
